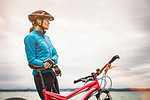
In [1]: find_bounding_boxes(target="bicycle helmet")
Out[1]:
[28,10,54,23]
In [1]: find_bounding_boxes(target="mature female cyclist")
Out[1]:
[24,10,61,100]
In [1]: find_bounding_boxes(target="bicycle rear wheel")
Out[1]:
[87,90,112,100]
[5,98,26,100]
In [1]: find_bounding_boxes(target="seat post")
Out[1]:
[38,70,46,89]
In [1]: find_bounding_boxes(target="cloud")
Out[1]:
[0,0,150,89]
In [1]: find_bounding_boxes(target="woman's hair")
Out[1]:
[29,25,35,33]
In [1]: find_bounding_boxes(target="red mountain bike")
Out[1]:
[29,55,120,100]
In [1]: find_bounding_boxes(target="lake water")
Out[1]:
[0,91,150,100]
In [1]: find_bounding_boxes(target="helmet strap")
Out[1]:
[41,19,46,34]
[36,18,46,34]
[40,19,45,33]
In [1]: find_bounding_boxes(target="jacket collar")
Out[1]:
[33,29,44,37]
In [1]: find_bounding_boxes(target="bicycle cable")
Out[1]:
[98,74,112,91]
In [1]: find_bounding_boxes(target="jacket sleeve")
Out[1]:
[47,36,58,64]
[51,47,58,64]
[24,35,45,66]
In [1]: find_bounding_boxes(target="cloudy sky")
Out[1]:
[0,0,150,89]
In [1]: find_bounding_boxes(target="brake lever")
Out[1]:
[104,66,116,75]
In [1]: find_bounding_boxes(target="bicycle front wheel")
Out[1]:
[87,90,112,100]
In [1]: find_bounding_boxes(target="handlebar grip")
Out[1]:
[74,79,82,84]
[74,75,93,84]
[108,55,120,64]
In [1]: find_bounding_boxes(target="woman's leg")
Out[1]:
[34,72,60,100]
[34,75,45,100]
[51,72,60,94]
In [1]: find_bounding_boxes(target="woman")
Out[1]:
[24,10,61,100]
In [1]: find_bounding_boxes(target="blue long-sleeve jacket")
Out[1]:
[24,29,58,76]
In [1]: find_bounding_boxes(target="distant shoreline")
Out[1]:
[0,88,150,92]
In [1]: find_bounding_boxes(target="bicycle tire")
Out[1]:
[5,98,26,100]
[87,90,112,100]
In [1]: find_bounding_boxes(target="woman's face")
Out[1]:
[42,18,50,30]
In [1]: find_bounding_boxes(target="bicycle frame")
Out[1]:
[29,55,120,100]
[43,78,101,100]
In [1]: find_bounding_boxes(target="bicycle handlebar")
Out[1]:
[108,55,120,64]
[98,55,120,74]
[74,55,120,84]
[74,75,93,84]
[74,78,82,84]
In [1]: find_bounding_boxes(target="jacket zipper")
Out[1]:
[42,36,51,58]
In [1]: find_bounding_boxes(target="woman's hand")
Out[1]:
[43,59,55,69]
[54,65,62,77]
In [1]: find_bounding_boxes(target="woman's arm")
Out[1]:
[24,35,45,66]
[47,36,58,64]
[51,47,58,64]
